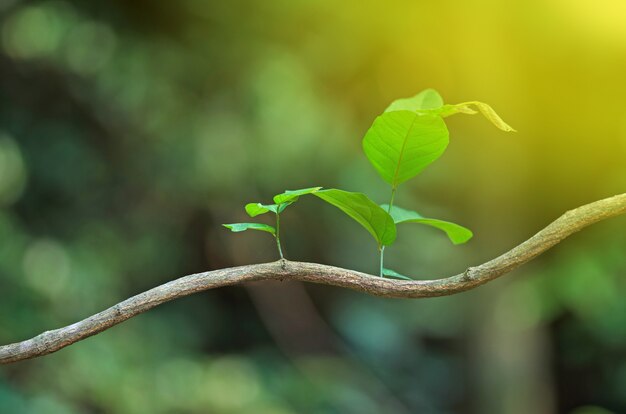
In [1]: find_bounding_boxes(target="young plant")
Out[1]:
[224,187,322,259]
[362,88,515,277]
[224,187,396,260]
[224,88,514,280]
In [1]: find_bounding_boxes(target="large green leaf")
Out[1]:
[385,89,444,113]
[273,187,322,204]
[381,204,473,245]
[222,223,276,235]
[362,111,449,187]
[314,189,396,247]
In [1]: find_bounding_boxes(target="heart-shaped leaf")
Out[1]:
[385,89,444,113]
[381,204,473,245]
[363,111,449,187]
[314,189,396,247]
[273,187,322,204]
[382,267,413,280]
[222,223,276,235]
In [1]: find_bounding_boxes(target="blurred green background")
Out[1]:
[1,0,626,413]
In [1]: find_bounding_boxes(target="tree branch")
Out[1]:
[1,193,625,365]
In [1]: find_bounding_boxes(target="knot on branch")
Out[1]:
[274,258,289,281]
[463,267,477,281]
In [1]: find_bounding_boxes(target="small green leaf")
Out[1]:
[437,101,516,132]
[381,204,473,244]
[471,101,516,132]
[384,90,515,132]
[273,187,322,204]
[435,104,478,117]
[385,89,444,113]
[363,111,449,187]
[276,202,292,213]
[222,223,276,235]
[382,268,413,280]
[245,203,278,217]
[314,189,396,247]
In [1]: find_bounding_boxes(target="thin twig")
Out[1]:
[1,193,625,364]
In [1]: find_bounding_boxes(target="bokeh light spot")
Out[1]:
[202,356,261,410]
[22,238,71,298]
[64,21,117,75]
[1,4,65,59]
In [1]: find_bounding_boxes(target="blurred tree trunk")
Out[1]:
[469,281,555,414]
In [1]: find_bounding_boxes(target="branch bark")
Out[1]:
[1,193,625,365]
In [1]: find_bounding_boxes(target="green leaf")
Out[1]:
[244,187,322,219]
[314,189,396,247]
[273,187,322,204]
[277,202,292,213]
[222,223,276,235]
[363,111,449,187]
[436,102,516,132]
[382,268,413,280]
[245,203,278,217]
[381,204,473,245]
[433,104,478,117]
[468,101,516,132]
[384,90,515,132]
[385,89,444,112]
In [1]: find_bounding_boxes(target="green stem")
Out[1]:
[387,188,396,213]
[379,187,397,277]
[275,213,284,260]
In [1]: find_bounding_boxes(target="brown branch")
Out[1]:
[1,193,625,365]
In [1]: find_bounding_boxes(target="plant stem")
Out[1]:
[275,213,284,260]
[379,187,397,277]
[387,188,396,212]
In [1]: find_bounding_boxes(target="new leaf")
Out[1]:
[245,203,277,217]
[437,102,516,132]
[273,187,322,204]
[384,88,516,132]
[384,88,444,113]
[222,223,276,235]
[246,201,295,217]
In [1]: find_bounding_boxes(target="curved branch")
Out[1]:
[2,193,625,364]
